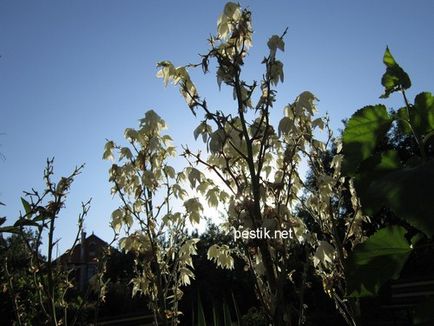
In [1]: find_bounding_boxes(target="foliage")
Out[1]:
[340,47,434,324]
[380,47,411,99]
[193,289,242,326]
[2,3,431,326]
[342,48,434,236]
[241,307,269,326]
[0,230,42,323]
[0,159,94,325]
[345,226,411,297]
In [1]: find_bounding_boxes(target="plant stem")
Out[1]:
[402,89,427,160]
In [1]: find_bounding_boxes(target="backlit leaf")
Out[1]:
[380,47,411,98]
[368,160,434,236]
[346,226,412,297]
[410,92,434,138]
[342,105,392,175]
[21,197,32,217]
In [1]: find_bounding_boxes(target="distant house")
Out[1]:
[55,231,108,291]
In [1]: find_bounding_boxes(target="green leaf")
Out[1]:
[410,92,434,138]
[342,105,392,175]
[346,226,412,297]
[223,300,232,326]
[212,302,220,326]
[380,47,411,98]
[355,150,402,215]
[21,197,32,217]
[394,107,412,135]
[231,291,241,325]
[369,160,434,236]
[13,218,39,228]
[0,226,20,234]
[197,291,207,326]
[33,213,49,222]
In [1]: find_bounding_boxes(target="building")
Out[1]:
[56,231,108,291]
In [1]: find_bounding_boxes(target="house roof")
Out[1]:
[55,232,109,265]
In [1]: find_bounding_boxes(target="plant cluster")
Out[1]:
[0,159,95,325]
[1,2,433,325]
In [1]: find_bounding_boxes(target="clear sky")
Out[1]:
[1,1,434,254]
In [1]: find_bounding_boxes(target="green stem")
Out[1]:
[402,89,427,160]
[47,214,58,325]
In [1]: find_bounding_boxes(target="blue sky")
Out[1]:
[1,0,434,254]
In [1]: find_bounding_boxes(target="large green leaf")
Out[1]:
[394,107,412,135]
[231,292,241,325]
[222,300,232,326]
[212,302,221,326]
[342,105,392,175]
[346,226,412,297]
[369,160,434,236]
[197,291,207,326]
[355,150,402,215]
[410,92,434,138]
[380,47,411,98]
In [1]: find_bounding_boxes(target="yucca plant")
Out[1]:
[193,290,241,326]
